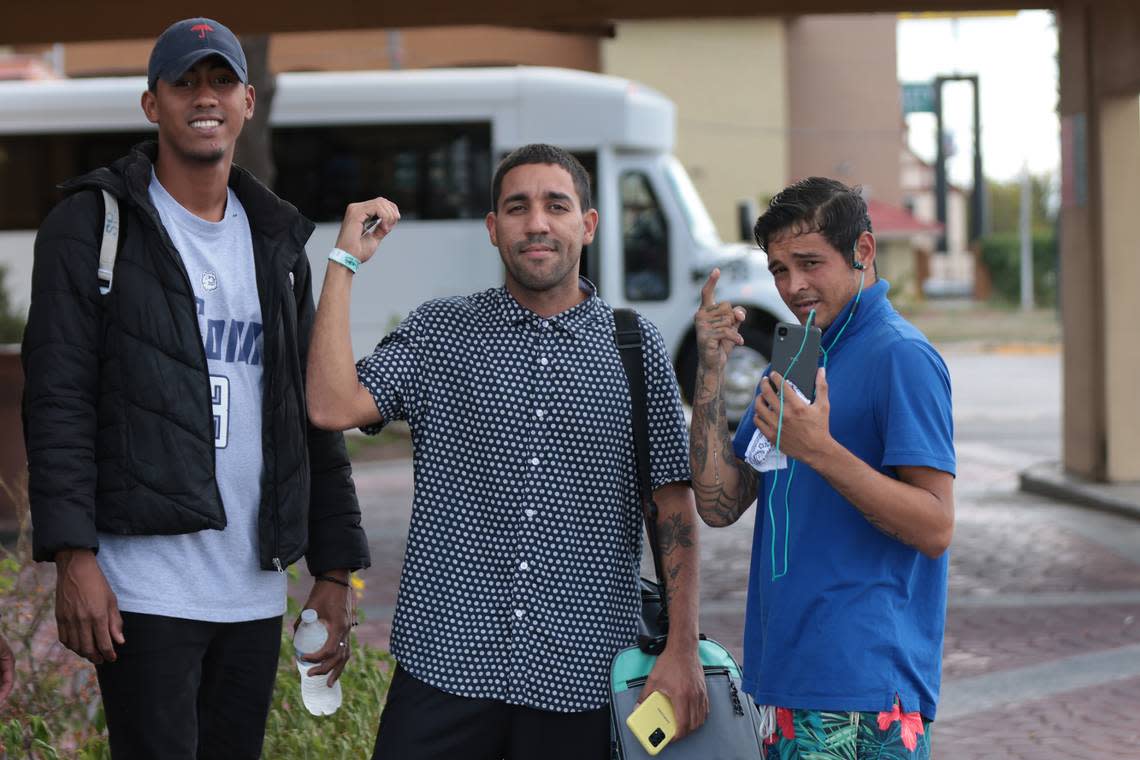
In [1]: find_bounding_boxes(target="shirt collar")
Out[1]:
[820,278,891,352]
[494,277,603,336]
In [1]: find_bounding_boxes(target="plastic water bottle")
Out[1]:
[293,608,343,715]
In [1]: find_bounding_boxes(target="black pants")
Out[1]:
[372,665,611,760]
[94,612,282,760]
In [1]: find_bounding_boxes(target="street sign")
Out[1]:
[902,82,936,114]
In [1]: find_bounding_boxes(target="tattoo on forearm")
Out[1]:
[658,513,694,556]
[690,364,757,526]
[853,507,919,550]
[665,564,681,607]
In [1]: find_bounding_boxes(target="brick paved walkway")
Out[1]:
[343,414,1140,758]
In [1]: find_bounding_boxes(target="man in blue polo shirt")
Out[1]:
[689,177,954,758]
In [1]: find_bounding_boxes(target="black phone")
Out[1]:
[769,322,822,400]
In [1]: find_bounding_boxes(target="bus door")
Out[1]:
[608,153,691,350]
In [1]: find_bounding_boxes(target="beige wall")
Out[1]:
[1057,0,1140,483]
[602,19,788,242]
[1099,95,1140,481]
[786,14,902,207]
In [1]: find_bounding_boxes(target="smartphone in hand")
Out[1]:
[770,322,822,400]
[626,690,677,756]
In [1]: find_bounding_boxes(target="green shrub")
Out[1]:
[0,483,107,759]
[0,484,393,759]
[979,232,1058,307]
[262,593,395,759]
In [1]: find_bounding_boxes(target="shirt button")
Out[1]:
[515,609,525,619]
[525,509,537,518]
[519,561,529,571]
[540,320,550,329]
[535,409,545,419]
[529,457,540,466]
[539,357,549,366]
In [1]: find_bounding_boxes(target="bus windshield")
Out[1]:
[663,157,721,250]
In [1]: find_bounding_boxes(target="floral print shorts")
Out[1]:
[762,703,932,760]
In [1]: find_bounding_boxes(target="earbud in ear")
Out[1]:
[853,261,865,271]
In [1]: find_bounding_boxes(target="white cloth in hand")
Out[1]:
[743,381,809,472]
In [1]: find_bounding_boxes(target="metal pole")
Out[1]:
[1019,164,1035,311]
[970,75,984,242]
[934,76,947,253]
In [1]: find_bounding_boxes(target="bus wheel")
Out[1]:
[677,323,772,425]
[722,324,772,423]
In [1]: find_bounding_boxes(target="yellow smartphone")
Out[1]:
[625,690,677,756]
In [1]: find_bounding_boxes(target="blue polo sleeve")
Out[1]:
[354,307,424,434]
[877,339,956,476]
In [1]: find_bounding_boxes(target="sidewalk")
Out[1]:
[1021,461,1140,522]
[344,451,1140,759]
[339,306,1140,758]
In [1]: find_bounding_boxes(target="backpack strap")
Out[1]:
[97,189,120,296]
[613,308,668,627]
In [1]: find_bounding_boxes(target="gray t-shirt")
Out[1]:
[96,173,287,622]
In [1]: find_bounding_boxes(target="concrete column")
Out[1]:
[1098,95,1140,480]
[1058,0,1140,482]
[1058,3,1106,479]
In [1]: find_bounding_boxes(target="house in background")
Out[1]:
[866,198,943,301]
[900,142,974,296]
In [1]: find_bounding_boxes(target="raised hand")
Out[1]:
[333,197,401,264]
[693,269,746,374]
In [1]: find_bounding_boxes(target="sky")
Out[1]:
[896,10,1060,187]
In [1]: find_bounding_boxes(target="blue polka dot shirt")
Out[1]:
[355,279,691,711]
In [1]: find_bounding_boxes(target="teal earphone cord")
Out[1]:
[767,267,866,580]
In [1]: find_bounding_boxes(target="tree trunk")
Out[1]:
[235,34,276,189]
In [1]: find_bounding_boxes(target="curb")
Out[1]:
[1020,461,1140,522]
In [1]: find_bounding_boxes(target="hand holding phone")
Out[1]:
[770,322,822,400]
[626,690,677,756]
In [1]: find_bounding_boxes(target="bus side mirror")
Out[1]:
[737,199,759,243]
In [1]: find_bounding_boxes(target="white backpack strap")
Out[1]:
[97,189,120,296]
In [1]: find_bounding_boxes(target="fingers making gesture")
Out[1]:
[694,269,747,373]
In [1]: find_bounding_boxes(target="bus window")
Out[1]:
[573,152,597,286]
[273,123,491,223]
[620,171,669,302]
[0,131,151,230]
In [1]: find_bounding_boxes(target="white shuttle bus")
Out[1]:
[0,66,791,416]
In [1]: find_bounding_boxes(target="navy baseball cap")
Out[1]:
[147,18,248,91]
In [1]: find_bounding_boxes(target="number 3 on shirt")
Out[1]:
[211,375,230,448]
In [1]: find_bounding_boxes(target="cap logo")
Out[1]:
[190,23,214,39]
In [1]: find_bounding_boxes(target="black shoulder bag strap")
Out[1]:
[613,308,670,642]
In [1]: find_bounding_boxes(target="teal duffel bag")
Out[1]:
[610,312,767,757]
[609,638,767,759]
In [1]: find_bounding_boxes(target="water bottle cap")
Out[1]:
[301,608,318,623]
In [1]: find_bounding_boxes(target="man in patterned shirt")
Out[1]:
[307,144,707,759]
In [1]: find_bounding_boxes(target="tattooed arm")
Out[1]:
[638,481,708,738]
[654,482,700,644]
[689,270,759,527]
